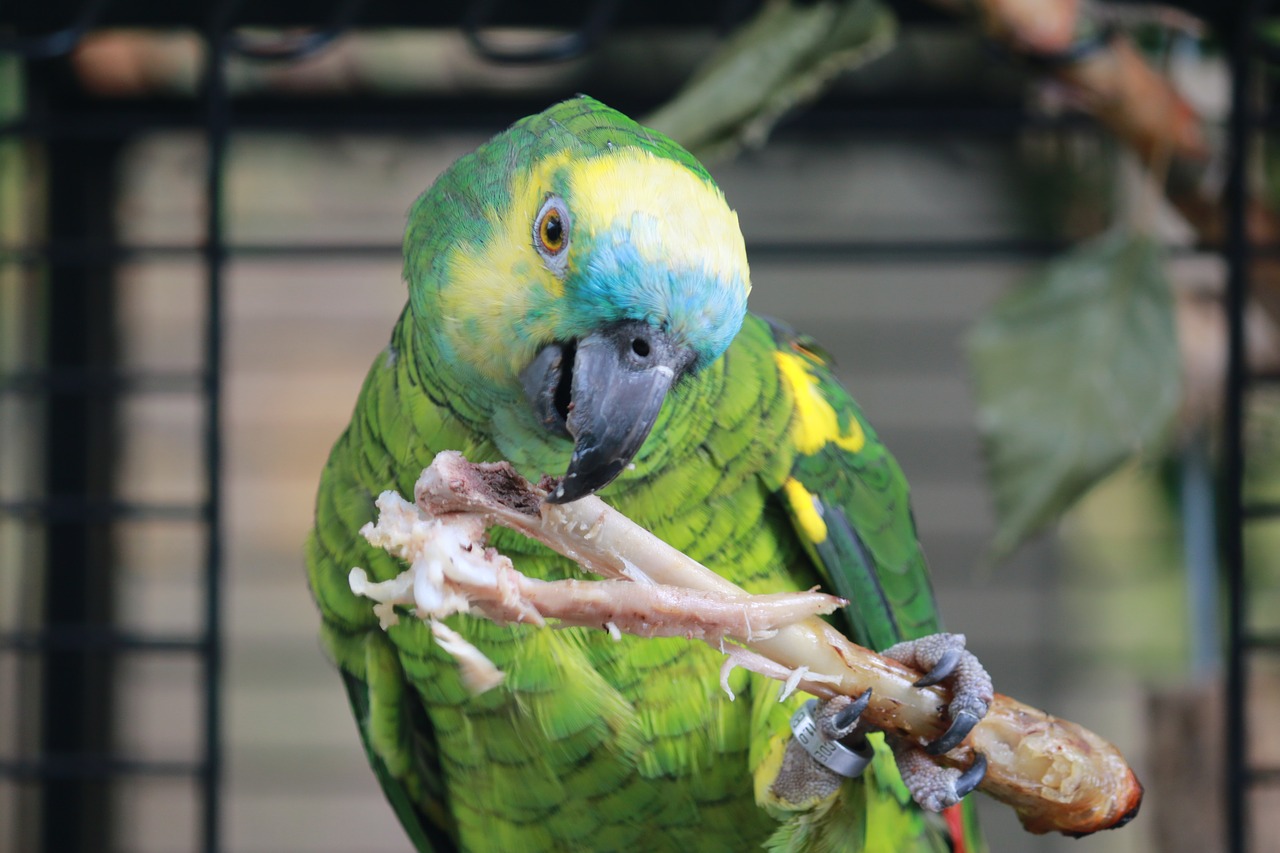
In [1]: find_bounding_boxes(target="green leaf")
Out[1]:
[644,0,896,163]
[966,230,1181,563]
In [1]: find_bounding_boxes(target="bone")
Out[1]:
[355,451,1143,837]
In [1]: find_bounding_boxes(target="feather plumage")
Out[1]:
[307,96,980,852]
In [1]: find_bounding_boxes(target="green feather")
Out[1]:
[307,98,980,852]
[763,318,941,651]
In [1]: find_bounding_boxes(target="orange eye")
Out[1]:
[533,197,570,273]
[537,207,566,254]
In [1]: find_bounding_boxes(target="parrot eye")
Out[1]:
[534,196,570,270]
[540,212,563,250]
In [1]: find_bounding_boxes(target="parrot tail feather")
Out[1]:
[944,804,968,853]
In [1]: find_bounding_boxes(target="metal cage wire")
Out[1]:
[0,2,1273,852]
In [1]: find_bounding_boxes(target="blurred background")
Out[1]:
[0,1,1277,851]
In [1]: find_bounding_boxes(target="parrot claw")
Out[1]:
[828,688,872,737]
[925,709,981,756]
[881,633,993,755]
[953,751,988,799]
[912,647,961,688]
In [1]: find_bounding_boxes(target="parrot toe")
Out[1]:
[770,695,876,807]
[892,743,988,813]
[881,633,993,756]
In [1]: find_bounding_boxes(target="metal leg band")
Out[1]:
[790,699,873,778]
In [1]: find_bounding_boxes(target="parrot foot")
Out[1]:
[770,690,873,807]
[892,742,988,813]
[881,632,993,755]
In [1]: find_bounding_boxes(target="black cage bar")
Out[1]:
[1223,3,1280,853]
[0,2,1273,852]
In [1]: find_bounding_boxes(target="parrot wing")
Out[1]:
[341,668,453,853]
[763,317,940,651]
[305,329,468,853]
[759,317,984,853]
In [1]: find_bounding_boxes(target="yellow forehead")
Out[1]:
[438,146,750,382]
[564,149,750,292]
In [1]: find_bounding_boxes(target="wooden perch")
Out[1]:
[921,0,1207,166]
[354,451,1142,838]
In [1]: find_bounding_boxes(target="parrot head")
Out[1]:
[404,96,750,502]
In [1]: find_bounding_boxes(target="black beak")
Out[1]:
[520,320,694,504]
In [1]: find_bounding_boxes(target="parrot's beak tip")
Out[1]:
[544,461,620,504]
[545,478,571,504]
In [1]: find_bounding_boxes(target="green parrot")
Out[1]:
[306,96,990,853]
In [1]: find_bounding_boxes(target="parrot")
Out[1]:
[306,95,992,853]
